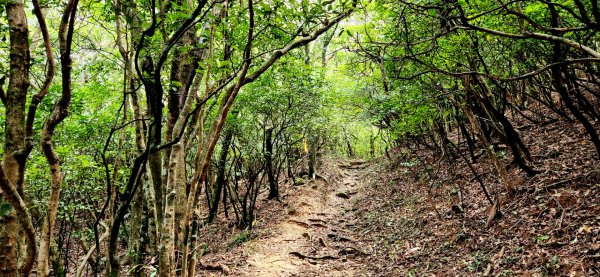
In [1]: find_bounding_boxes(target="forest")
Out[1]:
[0,0,598,275]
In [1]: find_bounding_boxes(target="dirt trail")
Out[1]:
[240,160,368,276]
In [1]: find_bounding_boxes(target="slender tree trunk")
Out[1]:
[320,23,337,67]
[38,1,78,276]
[208,128,234,222]
[114,0,147,266]
[474,76,537,175]
[105,104,127,274]
[548,3,600,159]
[463,101,511,191]
[171,28,201,274]
[32,0,59,266]
[266,128,278,199]
[449,75,512,194]
[553,70,600,158]
[345,133,354,158]
[141,57,165,234]
[158,142,180,277]
[370,127,377,158]
[159,42,203,276]
[127,177,144,275]
[308,135,318,179]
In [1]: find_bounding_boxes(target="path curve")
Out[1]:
[240,160,368,276]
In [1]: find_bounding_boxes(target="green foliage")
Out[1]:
[1,0,596,273]
[467,252,490,272]
[227,229,253,249]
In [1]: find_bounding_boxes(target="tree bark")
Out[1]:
[1,0,34,275]
[208,128,234,222]
[38,1,79,276]
[265,128,278,199]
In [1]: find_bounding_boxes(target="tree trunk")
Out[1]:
[158,142,181,277]
[308,135,318,179]
[0,213,18,277]
[474,76,537,175]
[114,0,146,267]
[345,135,355,158]
[265,128,278,199]
[464,101,511,192]
[1,0,34,275]
[38,0,79,276]
[548,4,600,159]
[38,1,78,275]
[208,128,234,222]
[552,70,600,158]
[370,129,376,158]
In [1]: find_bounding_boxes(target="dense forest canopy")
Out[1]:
[0,0,598,275]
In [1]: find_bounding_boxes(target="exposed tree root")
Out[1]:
[289,252,338,260]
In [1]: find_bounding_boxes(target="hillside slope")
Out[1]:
[199,119,599,276]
